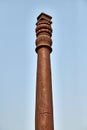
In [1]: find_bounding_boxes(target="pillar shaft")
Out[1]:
[35,13,54,130]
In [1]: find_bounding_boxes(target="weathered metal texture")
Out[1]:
[35,13,54,130]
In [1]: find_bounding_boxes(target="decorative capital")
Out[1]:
[35,13,52,53]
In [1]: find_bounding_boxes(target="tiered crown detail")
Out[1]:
[35,13,52,53]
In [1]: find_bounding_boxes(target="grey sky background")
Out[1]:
[0,0,87,130]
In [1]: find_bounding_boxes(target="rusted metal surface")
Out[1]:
[35,13,54,130]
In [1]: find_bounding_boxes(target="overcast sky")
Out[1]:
[0,0,87,130]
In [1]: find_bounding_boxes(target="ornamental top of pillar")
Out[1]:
[35,13,53,53]
[36,12,52,24]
